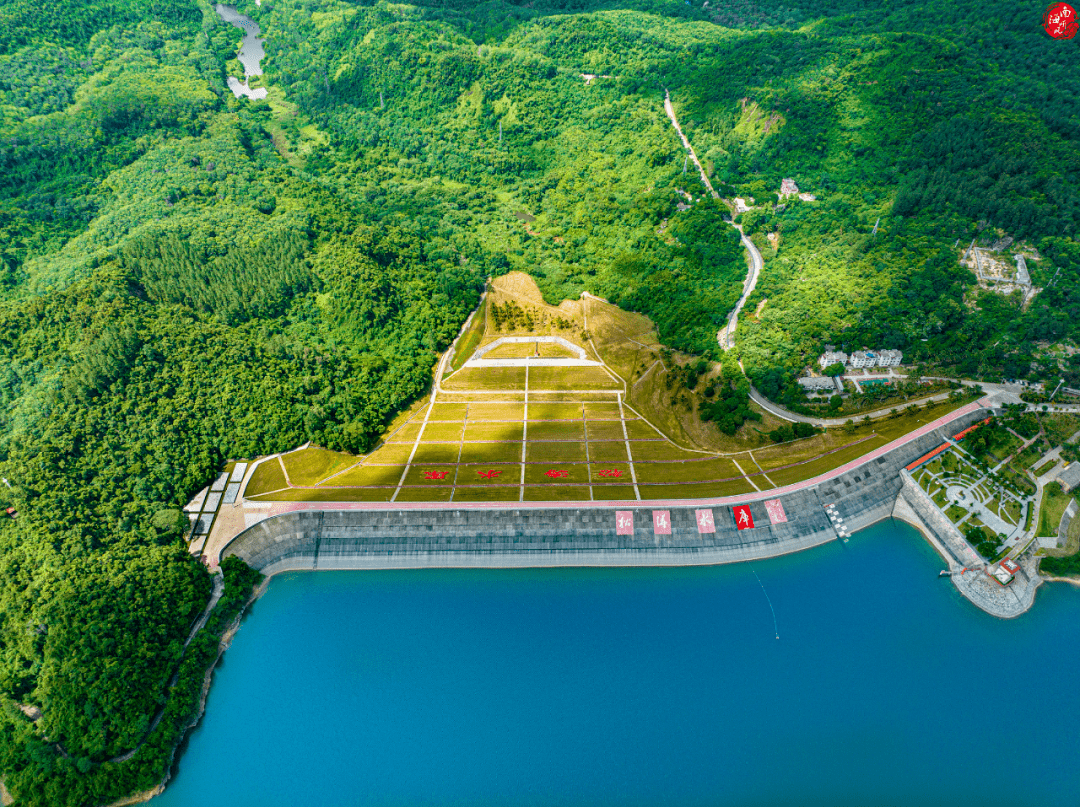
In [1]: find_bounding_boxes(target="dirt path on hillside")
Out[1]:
[663,90,760,350]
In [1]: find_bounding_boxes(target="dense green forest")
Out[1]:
[1,0,1078,803]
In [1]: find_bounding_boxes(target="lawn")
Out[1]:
[584,402,623,419]
[281,447,358,487]
[463,422,524,442]
[244,458,287,496]
[764,436,888,488]
[253,487,395,502]
[402,465,459,486]
[527,402,584,420]
[460,463,523,484]
[524,485,594,501]
[411,443,463,464]
[628,441,708,461]
[429,403,468,421]
[752,435,846,470]
[448,298,487,373]
[1037,482,1076,537]
[452,485,520,502]
[591,484,637,501]
[468,402,525,421]
[528,421,585,441]
[459,442,526,463]
[396,486,455,502]
[529,366,621,390]
[331,464,407,486]
[386,422,422,443]
[589,441,629,462]
[443,366,527,391]
[944,504,969,524]
[1004,498,1023,523]
[525,441,587,462]
[523,464,590,484]
[586,421,627,441]
[638,478,755,499]
[484,342,538,358]
[625,419,664,439]
[362,443,416,465]
[537,342,579,358]
[588,462,632,483]
[1035,460,1061,478]
[633,459,742,484]
[421,422,464,442]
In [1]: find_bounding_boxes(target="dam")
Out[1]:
[219,403,1039,617]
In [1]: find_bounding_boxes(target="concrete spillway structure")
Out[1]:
[219,408,1037,616]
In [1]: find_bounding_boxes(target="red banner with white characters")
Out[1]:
[732,505,755,530]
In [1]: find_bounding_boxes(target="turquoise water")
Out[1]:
[153,521,1080,807]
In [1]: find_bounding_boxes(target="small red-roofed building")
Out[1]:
[992,558,1020,586]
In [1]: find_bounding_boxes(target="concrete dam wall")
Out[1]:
[222,409,988,575]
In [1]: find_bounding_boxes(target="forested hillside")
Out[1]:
[0,0,1077,803]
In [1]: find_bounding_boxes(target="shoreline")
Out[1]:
[100,581,268,807]
[1039,573,1080,588]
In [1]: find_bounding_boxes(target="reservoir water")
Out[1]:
[152,520,1080,806]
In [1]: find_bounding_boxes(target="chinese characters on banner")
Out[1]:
[732,505,755,530]
[695,509,715,534]
[615,511,634,535]
[422,470,449,480]
[653,510,671,535]
[764,499,787,525]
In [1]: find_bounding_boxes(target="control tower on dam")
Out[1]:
[221,408,991,585]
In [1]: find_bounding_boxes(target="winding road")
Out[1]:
[663,89,761,350]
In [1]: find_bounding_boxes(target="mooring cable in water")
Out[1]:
[749,563,779,639]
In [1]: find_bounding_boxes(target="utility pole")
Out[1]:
[379,89,384,109]
[871,216,880,237]
[499,120,502,146]
[683,153,688,174]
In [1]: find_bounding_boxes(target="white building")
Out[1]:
[798,376,839,393]
[818,350,848,370]
[876,349,903,367]
[849,350,877,368]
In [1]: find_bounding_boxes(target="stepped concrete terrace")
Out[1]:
[218,405,1031,617]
